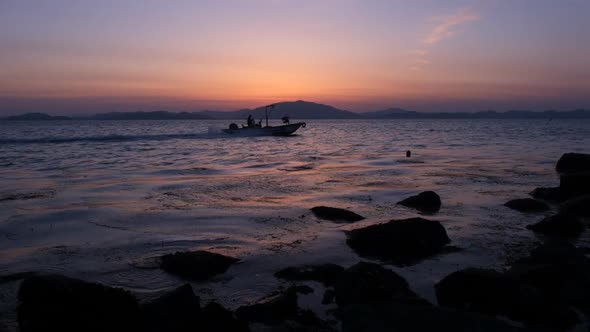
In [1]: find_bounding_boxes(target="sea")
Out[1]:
[1,118,589,327]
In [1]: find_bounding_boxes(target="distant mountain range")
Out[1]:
[2,100,589,120]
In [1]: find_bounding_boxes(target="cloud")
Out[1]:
[423,8,479,45]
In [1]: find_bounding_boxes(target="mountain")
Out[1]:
[198,100,360,120]
[91,111,211,120]
[2,113,71,120]
[362,108,417,118]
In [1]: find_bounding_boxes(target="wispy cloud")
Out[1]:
[424,8,479,45]
[409,8,479,71]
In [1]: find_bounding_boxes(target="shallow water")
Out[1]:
[1,119,589,326]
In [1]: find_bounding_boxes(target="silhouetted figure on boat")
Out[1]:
[247,114,254,127]
[282,116,290,124]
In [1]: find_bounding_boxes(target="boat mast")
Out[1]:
[264,104,275,127]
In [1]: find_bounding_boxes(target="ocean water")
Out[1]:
[1,119,589,325]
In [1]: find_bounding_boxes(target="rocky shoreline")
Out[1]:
[4,152,590,331]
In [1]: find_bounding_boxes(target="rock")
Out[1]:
[504,198,550,212]
[333,262,429,307]
[310,206,365,222]
[560,195,590,217]
[338,303,529,332]
[274,264,345,286]
[322,289,335,304]
[559,172,590,197]
[556,152,590,173]
[236,287,298,323]
[529,186,565,202]
[346,218,451,265]
[200,302,249,332]
[435,268,579,330]
[397,191,441,213]
[526,214,584,237]
[141,284,200,332]
[160,250,239,281]
[17,274,140,332]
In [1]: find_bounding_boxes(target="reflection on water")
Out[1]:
[1,119,589,310]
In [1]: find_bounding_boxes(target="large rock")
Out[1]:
[346,217,451,265]
[333,262,429,307]
[160,250,239,281]
[18,274,141,332]
[526,213,584,237]
[397,191,441,213]
[236,287,298,323]
[504,198,550,212]
[141,284,200,332]
[199,302,249,332]
[435,268,579,330]
[529,186,564,202]
[559,172,590,197]
[338,303,529,332]
[310,206,365,222]
[556,152,590,173]
[560,195,590,217]
[274,264,345,286]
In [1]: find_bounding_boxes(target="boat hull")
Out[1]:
[223,122,305,136]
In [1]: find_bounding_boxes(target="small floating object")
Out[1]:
[406,150,411,158]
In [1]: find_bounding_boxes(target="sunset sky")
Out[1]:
[1,0,589,114]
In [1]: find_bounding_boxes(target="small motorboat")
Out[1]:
[223,104,306,136]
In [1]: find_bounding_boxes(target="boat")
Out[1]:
[223,104,306,136]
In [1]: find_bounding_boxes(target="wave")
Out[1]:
[0,131,226,145]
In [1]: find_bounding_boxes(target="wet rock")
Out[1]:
[200,302,249,332]
[346,217,451,265]
[526,213,584,237]
[338,303,529,332]
[333,262,429,307]
[559,172,590,197]
[435,268,579,330]
[274,264,345,286]
[310,206,365,223]
[556,152,590,173]
[141,284,200,332]
[322,289,335,305]
[17,274,140,332]
[236,287,298,323]
[397,191,441,213]
[160,250,239,281]
[529,186,564,202]
[560,195,590,217]
[504,198,550,212]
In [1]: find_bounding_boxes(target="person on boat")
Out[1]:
[247,114,254,127]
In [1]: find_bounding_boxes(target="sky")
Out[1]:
[1,0,589,114]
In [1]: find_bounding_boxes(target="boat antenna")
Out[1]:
[264,104,275,127]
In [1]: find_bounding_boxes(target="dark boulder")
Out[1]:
[397,191,441,213]
[141,284,200,332]
[556,152,590,173]
[435,268,579,330]
[200,302,249,332]
[310,206,365,222]
[346,218,451,265]
[274,264,345,286]
[559,172,590,197]
[338,303,529,332]
[529,186,565,202]
[236,287,298,323]
[526,214,584,237]
[560,195,590,217]
[333,262,429,307]
[160,250,239,281]
[504,198,550,212]
[17,274,140,332]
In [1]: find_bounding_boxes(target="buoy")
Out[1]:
[406,150,411,158]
